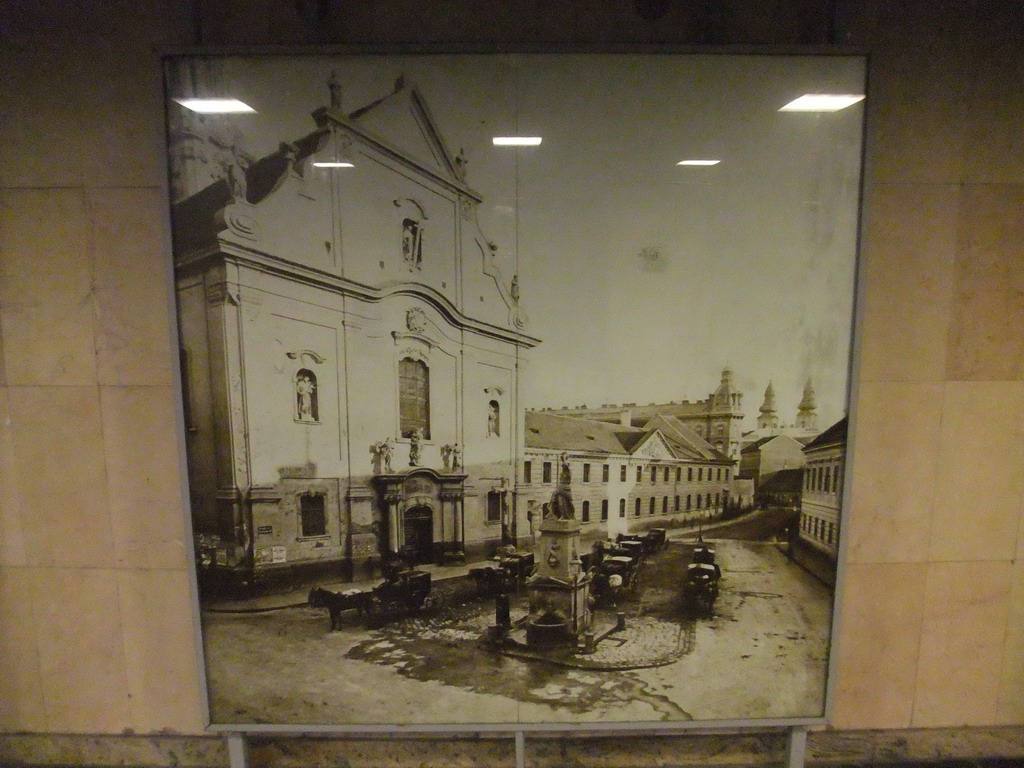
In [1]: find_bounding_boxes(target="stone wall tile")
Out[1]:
[0,388,28,566]
[7,386,114,568]
[997,559,1024,723]
[912,560,1013,727]
[856,184,957,383]
[929,381,1024,562]
[0,567,47,730]
[100,386,189,570]
[0,1,191,188]
[0,190,97,386]
[963,7,1024,183]
[29,567,132,732]
[830,562,927,729]
[872,725,1024,761]
[89,189,175,386]
[118,570,205,733]
[863,3,974,186]
[844,382,943,564]
[946,184,1024,380]
[0,734,226,767]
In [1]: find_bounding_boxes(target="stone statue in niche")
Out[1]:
[295,370,318,421]
[451,443,462,472]
[402,218,423,269]
[510,274,520,304]
[408,428,423,467]
[441,443,454,472]
[487,400,500,437]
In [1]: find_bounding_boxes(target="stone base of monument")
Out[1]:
[525,574,592,650]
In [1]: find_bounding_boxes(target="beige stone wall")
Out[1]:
[0,0,1022,747]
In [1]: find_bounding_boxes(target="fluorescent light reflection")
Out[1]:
[174,98,256,114]
[492,137,542,146]
[779,94,865,112]
[312,162,354,168]
[677,159,720,166]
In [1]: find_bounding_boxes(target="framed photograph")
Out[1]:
[163,51,865,730]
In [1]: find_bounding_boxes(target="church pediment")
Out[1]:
[342,77,469,193]
[630,431,676,461]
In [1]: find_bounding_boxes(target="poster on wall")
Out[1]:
[163,52,865,729]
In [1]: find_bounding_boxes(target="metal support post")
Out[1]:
[515,730,526,768]
[227,732,249,768]
[786,726,807,768]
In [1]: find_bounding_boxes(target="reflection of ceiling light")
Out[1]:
[779,94,865,112]
[677,159,720,166]
[493,137,542,146]
[173,98,256,113]
[312,162,354,168]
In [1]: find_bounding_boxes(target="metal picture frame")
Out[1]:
[162,48,867,732]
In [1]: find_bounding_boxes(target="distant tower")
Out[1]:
[712,366,741,410]
[796,379,818,431]
[707,366,744,459]
[757,381,779,430]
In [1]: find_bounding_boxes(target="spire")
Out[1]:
[796,378,818,430]
[757,381,779,430]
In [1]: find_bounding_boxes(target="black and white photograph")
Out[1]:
[164,52,865,728]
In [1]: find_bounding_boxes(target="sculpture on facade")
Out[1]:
[296,373,316,421]
[487,400,500,437]
[370,437,394,473]
[451,443,462,471]
[408,428,423,466]
[441,443,454,472]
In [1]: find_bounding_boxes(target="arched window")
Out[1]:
[601,500,608,521]
[487,400,500,437]
[399,358,430,438]
[696,494,702,509]
[581,500,590,522]
[635,498,641,516]
[662,496,668,514]
[295,369,319,422]
[649,497,656,515]
[619,499,626,518]
[687,494,692,510]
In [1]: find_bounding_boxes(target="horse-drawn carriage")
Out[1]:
[469,549,536,596]
[682,537,721,618]
[616,528,668,557]
[590,553,642,605]
[309,565,433,630]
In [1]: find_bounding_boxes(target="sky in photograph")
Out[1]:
[167,54,865,432]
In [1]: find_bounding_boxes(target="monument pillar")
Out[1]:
[525,454,592,649]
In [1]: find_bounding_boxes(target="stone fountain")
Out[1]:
[525,454,592,649]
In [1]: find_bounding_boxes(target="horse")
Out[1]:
[307,586,368,631]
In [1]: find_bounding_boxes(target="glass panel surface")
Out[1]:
[164,52,865,729]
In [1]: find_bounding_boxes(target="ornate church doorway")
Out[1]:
[402,505,434,564]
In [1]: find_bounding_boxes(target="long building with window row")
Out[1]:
[519,411,734,547]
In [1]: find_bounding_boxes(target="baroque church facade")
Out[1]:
[170,73,538,586]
